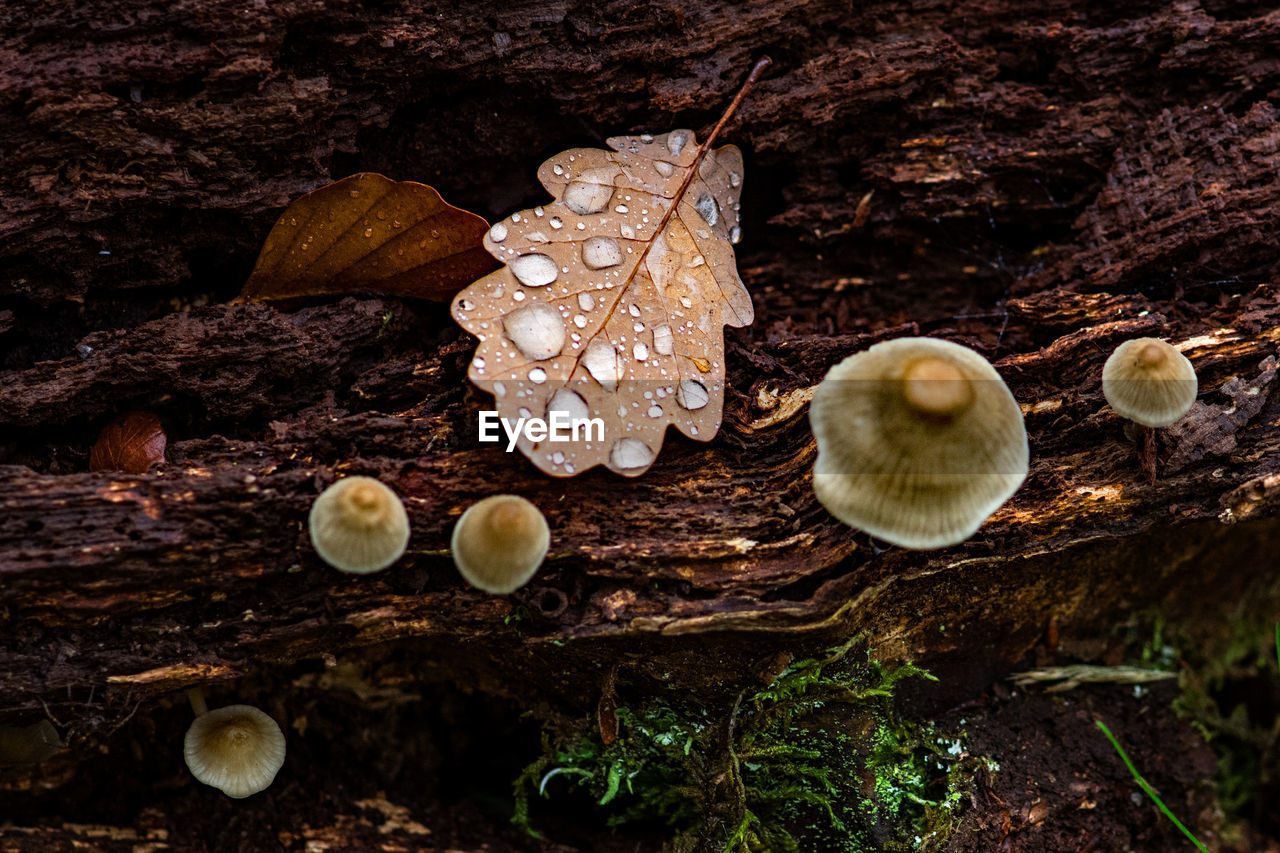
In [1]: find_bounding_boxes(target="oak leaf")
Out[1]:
[450,61,768,477]
[242,173,496,302]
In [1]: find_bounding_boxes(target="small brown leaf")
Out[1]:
[451,59,770,477]
[242,173,497,302]
[90,411,166,474]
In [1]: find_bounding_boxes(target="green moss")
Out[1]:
[514,640,991,852]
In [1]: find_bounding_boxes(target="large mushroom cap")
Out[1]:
[1101,338,1198,428]
[451,494,550,594]
[309,476,410,574]
[809,337,1029,549]
[183,704,286,799]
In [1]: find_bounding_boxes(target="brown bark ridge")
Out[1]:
[3,0,1280,848]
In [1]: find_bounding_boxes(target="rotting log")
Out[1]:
[0,796,592,853]
[2,286,1278,720]
[3,0,1280,848]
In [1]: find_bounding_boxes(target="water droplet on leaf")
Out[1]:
[678,378,709,410]
[583,338,623,390]
[695,193,719,227]
[548,388,590,422]
[653,325,673,355]
[610,438,654,470]
[510,253,559,287]
[564,180,612,215]
[667,131,688,156]
[582,236,623,269]
[504,302,566,360]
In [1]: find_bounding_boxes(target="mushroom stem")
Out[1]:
[186,687,209,718]
[1138,424,1157,485]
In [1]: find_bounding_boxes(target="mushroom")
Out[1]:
[183,688,286,799]
[1101,338,1198,428]
[809,336,1029,549]
[451,494,550,594]
[1101,337,1197,483]
[308,476,411,574]
[0,719,64,765]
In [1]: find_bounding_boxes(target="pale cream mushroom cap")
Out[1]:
[309,476,410,574]
[1101,338,1198,428]
[184,704,286,799]
[809,337,1029,549]
[451,495,550,594]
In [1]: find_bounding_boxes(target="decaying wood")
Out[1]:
[0,799,567,853]
[3,0,1280,848]
[1,287,1276,716]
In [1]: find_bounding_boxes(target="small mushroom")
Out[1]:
[451,494,549,594]
[1101,338,1198,428]
[308,476,410,574]
[184,699,286,799]
[809,337,1028,549]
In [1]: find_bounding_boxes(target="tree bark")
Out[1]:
[3,0,1280,849]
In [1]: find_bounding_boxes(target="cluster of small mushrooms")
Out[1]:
[179,479,550,797]
[809,335,1198,549]
[307,476,551,594]
[174,334,1194,799]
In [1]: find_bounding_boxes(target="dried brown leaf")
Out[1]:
[90,411,166,474]
[242,173,496,302]
[450,61,769,477]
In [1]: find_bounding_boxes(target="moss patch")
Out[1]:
[514,640,992,852]
[1147,614,1280,843]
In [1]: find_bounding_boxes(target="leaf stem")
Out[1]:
[596,57,770,337]
[701,57,773,153]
